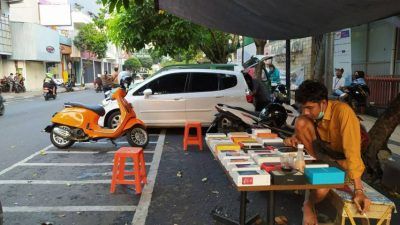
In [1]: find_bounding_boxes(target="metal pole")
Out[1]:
[286,40,291,101]
[239,191,247,225]
[242,36,245,65]
[268,191,275,225]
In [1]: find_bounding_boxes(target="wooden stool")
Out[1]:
[328,182,395,225]
[110,147,147,194]
[183,121,203,151]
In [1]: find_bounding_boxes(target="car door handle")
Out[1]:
[216,96,224,98]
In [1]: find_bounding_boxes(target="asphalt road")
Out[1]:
[0,90,104,172]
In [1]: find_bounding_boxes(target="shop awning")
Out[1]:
[158,0,400,39]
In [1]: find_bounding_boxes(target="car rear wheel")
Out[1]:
[107,111,121,128]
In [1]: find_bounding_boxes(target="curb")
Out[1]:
[2,87,88,102]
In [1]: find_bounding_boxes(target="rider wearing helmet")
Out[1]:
[119,72,133,90]
[43,72,57,95]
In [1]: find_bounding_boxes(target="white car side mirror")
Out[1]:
[143,89,152,98]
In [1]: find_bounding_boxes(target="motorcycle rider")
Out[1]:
[43,73,57,95]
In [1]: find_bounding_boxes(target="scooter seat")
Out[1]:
[64,102,106,116]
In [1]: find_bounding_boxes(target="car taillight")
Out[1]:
[245,89,253,103]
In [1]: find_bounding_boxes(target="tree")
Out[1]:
[74,23,108,59]
[137,55,153,69]
[104,0,238,63]
[123,57,142,72]
[254,38,266,55]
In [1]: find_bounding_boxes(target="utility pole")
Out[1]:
[286,40,291,100]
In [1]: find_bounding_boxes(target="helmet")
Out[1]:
[277,84,286,94]
[259,103,288,128]
[120,75,133,85]
[350,84,369,102]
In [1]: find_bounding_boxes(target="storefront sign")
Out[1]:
[333,28,352,85]
[60,44,72,55]
[46,46,55,53]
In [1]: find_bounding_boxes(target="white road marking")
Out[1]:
[75,141,157,144]
[131,129,166,225]
[0,180,110,184]
[0,144,53,176]
[45,150,155,154]
[3,205,136,212]
[19,162,152,166]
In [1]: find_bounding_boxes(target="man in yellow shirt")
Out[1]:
[284,80,370,225]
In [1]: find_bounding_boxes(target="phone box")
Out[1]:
[305,160,329,168]
[223,158,255,168]
[248,150,277,157]
[304,167,345,185]
[215,144,241,152]
[256,133,279,138]
[257,137,284,144]
[217,151,250,161]
[230,170,271,186]
[252,153,282,165]
[270,169,307,185]
[231,137,257,144]
[228,163,260,171]
[261,162,282,172]
[251,128,271,135]
[206,133,227,140]
[238,141,264,149]
[228,132,250,138]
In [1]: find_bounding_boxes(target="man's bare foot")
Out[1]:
[303,201,318,225]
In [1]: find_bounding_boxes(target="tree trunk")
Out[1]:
[365,93,400,178]
[254,38,266,55]
[311,34,325,82]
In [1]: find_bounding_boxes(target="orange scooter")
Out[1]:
[44,88,149,149]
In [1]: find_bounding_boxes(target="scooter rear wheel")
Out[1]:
[50,126,75,149]
[126,125,149,148]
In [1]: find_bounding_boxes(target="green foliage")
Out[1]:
[74,23,108,59]
[137,55,153,69]
[105,0,238,63]
[124,57,142,72]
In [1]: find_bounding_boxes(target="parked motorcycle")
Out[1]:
[63,80,74,92]
[207,103,296,137]
[44,88,149,149]
[340,84,370,112]
[0,90,4,116]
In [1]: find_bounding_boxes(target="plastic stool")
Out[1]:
[110,147,147,194]
[183,121,203,151]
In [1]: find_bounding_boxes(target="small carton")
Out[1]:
[261,162,282,172]
[231,137,257,144]
[248,150,277,157]
[252,153,282,165]
[270,169,307,185]
[206,133,227,140]
[257,137,284,144]
[215,144,241,152]
[256,133,278,138]
[305,160,329,168]
[228,163,260,172]
[209,140,233,152]
[238,141,264,149]
[230,170,271,186]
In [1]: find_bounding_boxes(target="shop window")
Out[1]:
[188,73,219,92]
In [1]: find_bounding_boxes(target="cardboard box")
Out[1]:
[261,162,282,172]
[217,151,250,161]
[252,153,282,165]
[304,167,345,185]
[228,163,260,171]
[270,169,307,185]
[231,137,257,144]
[230,170,271,186]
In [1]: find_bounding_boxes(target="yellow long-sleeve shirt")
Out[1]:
[316,100,365,179]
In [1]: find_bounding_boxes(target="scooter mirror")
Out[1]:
[143,89,152,99]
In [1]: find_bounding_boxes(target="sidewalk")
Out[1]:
[359,114,400,155]
[1,85,89,102]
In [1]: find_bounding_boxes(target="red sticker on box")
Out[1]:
[242,177,253,185]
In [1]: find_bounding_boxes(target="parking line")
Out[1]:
[0,144,53,176]
[76,141,158,145]
[0,180,110,184]
[3,205,137,212]
[45,151,155,154]
[19,162,152,166]
[131,129,166,225]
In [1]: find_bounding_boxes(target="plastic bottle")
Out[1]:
[295,144,305,172]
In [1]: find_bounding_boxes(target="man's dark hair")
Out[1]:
[295,80,328,104]
[114,67,118,72]
[356,71,365,78]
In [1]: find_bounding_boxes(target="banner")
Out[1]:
[333,29,352,85]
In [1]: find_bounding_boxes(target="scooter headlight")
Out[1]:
[102,99,110,106]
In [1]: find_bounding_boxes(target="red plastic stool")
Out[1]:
[110,147,147,194]
[183,121,203,151]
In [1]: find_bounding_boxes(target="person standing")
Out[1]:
[111,67,119,88]
[243,72,270,111]
[332,68,346,98]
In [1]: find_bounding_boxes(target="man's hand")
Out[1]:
[284,136,299,147]
[353,191,371,214]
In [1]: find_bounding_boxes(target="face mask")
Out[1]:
[316,103,325,120]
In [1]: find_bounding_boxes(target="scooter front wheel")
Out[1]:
[50,126,75,149]
[126,125,149,148]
